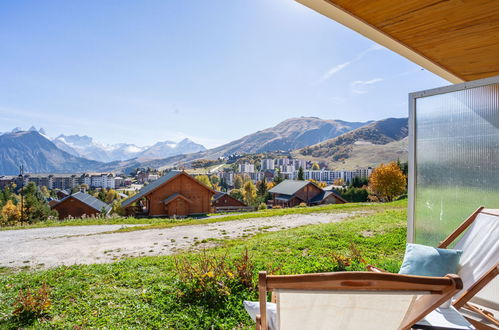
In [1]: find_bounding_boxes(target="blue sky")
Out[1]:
[0,0,448,148]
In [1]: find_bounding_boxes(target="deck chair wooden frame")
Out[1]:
[438,206,499,328]
[256,271,462,330]
[369,206,499,328]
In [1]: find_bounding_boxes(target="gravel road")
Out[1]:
[0,211,367,269]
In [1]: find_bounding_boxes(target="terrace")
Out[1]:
[0,1,497,329]
[293,0,499,328]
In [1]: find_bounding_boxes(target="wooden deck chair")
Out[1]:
[256,271,463,330]
[438,207,499,329]
[369,206,498,329]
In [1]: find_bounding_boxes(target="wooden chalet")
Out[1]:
[51,191,111,219]
[268,180,346,208]
[212,192,247,208]
[211,191,249,212]
[121,171,215,217]
[56,189,70,200]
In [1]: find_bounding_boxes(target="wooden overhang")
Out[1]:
[295,0,499,83]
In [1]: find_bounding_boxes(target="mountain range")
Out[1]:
[53,134,205,162]
[0,131,102,175]
[0,117,408,175]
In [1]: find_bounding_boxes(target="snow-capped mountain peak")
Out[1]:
[51,133,204,162]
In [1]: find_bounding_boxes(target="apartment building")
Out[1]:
[261,159,275,171]
[300,168,373,184]
[238,163,255,173]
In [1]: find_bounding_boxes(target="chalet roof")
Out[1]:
[213,191,226,201]
[121,171,215,208]
[212,191,248,206]
[309,191,347,204]
[268,180,311,195]
[55,192,111,213]
[162,193,193,205]
[121,171,182,207]
[275,194,302,202]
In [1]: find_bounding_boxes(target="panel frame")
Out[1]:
[407,75,499,243]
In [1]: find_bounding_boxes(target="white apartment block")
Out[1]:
[293,159,307,170]
[276,158,290,166]
[298,168,373,184]
[238,163,255,173]
[261,159,275,170]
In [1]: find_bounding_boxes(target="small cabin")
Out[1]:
[51,192,111,219]
[212,192,247,208]
[268,180,346,208]
[211,191,249,212]
[121,171,215,217]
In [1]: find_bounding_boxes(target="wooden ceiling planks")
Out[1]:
[314,0,499,81]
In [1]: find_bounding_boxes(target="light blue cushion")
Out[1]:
[399,243,462,277]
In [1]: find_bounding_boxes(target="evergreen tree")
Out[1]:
[273,170,284,185]
[257,177,267,197]
[21,182,57,224]
[297,167,304,180]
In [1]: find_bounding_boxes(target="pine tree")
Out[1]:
[273,170,284,185]
[297,167,304,180]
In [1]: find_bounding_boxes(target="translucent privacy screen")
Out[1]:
[408,76,499,245]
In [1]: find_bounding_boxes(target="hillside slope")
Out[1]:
[111,117,371,171]
[293,118,408,168]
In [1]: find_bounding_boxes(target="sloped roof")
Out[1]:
[213,191,226,201]
[121,171,182,207]
[275,194,302,202]
[121,171,215,208]
[162,193,193,205]
[310,190,347,204]
[268,180,311,195]
[55,192,111,213]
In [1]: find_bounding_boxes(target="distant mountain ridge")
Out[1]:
[293,117,408,169]
[53,134,206,162]
[211,117,370,155]
[0,131,102,175]
[0,117,408,175]
[107,117,375,171]
[53,134,149,162]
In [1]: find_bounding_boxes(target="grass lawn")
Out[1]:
[1,199,406,232]
[0,202,407,328]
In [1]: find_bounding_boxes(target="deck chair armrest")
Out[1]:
[255,314,262,330]
[367,264,389,273]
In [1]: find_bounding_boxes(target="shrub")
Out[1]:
[331,244,367,271]
[257,203,267,211]
[12,283,51,322]
[173,249,256,308]
[272,205,282,209]
[296,202,307,208]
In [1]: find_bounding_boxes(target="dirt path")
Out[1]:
[0,211,369,269]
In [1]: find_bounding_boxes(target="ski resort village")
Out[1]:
[0,1,497,329]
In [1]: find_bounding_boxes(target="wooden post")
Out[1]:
[258,271,267,330]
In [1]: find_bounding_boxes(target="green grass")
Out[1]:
[106,200,407,233]
[0,199,407,232]
[0,206,407,328]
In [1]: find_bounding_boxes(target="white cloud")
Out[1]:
[322,61,351,80]
[321,44,384,82]
[350,78,383,94]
